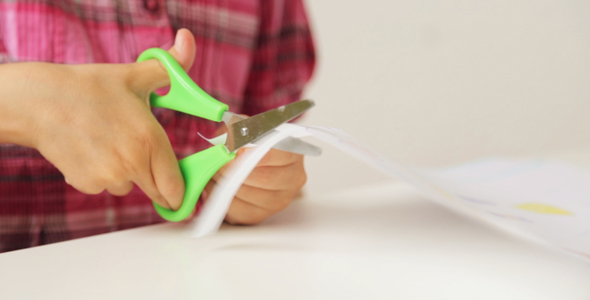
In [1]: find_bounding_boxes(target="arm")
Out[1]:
[0,29,198,211]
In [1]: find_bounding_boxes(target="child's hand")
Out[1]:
[0,29,197,210]
[202,128,307,225]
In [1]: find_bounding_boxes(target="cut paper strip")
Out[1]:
[189,123,590,262]
[516,203,573,216]
[198,132,228,147]
[190,124,309,237]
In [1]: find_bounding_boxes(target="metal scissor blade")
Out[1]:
[222,110,321,156]
[225,100,314,152]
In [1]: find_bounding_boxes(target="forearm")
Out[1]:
[0,62,48,147]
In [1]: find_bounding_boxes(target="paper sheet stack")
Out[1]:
[191,124,590,262]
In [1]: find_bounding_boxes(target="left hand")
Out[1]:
[202,127,307,225]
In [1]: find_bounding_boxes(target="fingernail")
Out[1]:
[174,31,184,53]
[201,189,209,201]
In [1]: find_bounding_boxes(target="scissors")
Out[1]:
[137,48,318,222]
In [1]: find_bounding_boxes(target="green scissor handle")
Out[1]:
[137,48,228,122]
[155,145,235,222]
[137,48,234,222]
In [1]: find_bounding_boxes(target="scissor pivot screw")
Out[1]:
[240,127,249,136]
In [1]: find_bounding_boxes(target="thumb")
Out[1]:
[168,28,196,72]
[130,28,197,94]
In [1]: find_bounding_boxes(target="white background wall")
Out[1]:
[300,0,590,194]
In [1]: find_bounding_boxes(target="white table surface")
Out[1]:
[0,180,589,299]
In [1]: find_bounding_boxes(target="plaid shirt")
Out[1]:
[0,0,315,252]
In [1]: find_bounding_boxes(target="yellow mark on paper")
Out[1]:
[516,203,573,216]
[429,184,454,200]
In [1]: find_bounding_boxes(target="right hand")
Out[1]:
[0,29,197,210]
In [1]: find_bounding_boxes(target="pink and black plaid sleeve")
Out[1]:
[0,0,315,252]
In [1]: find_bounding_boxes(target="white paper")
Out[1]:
[191,124,309,237]
[190,124,590,261]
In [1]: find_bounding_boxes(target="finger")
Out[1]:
[129,28,197,94]
[182,180,214,221]
[219,162,306,191]
[257,148,303,167]
[134,172,171,209]
[213,148,246,175]
[216,148,303,177]
[150,129,185,211]
[131,152,173,210]
[224,197,273,225]
[56,153,107,195]
[233,183,294,212]
[66,172,107,195]
[202,180,214,202]
[70,181,106,195]
[177,180,214,223]
[106,180,134,197]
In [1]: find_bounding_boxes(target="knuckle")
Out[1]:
[136,126,159,153]
[76,182,105,195]
[110,149,136,177]
[97,161,129,186]
[289,163,307,190]
[109,187,132,197]
[295,170,307,189]
[121,153,144,176]
[68,173,106,195]
[103,167,125,184]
